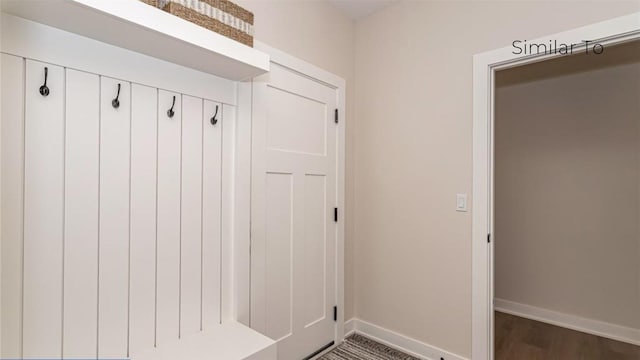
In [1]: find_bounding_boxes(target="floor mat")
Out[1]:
[318,334,420,360]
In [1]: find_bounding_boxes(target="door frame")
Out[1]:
[240,41,346,347]
[471,12,640,360]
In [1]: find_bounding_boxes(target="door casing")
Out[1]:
[472,12,640,360]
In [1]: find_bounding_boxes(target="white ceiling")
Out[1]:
[327,0,398,20]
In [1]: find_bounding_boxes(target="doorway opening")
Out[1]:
[493,39,640,359]
[471,12,640,360]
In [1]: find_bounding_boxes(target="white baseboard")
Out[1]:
[344,317,356,337]
[343,318,468,360]
[494,298,640,346]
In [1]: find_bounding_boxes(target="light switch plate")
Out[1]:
[456,193,468,212]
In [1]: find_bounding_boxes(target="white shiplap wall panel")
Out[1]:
[202,99,222,329]
[1,54,24,359]
[156,90,182,345]
[221,104,236,324]
[4,51,228,358]
[63,68,100,359]
[129,84,158,355]
[98,77,131,358]
[180,95,203,336]
[22,60,65,358]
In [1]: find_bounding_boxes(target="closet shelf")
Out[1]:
[0,0,270,81]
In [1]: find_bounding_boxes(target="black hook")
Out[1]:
[111,83,121,109]
[39,67,49,97]
[210,105,219,125]
[167,96,176,118]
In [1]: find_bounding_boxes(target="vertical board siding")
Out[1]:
[63,69,100,359]
[129,84,158,355]
[202,100,222,329]
[22,60,65,358]
[156,90,181,345]
[5,59,225,356]
[1,54,24,359]
[221,104,236,323]
[180,95,203,336]
[98,77,131,358]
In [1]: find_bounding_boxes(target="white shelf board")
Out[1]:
[132,322,277,360]
[1,0,269,81]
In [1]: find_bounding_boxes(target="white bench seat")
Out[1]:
[132,322,277,360]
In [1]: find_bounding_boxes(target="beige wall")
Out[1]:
[354,2,639,358]
[235,1,640,357]
[233,0,358,319]
[495,42,640,330]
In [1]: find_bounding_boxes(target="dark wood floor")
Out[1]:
[495,311,640,360]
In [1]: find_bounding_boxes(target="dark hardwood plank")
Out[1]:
[495,312,640,360]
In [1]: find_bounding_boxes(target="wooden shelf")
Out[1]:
[1,0,269,81]
[132,322,277,360]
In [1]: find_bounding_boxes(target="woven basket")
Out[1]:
[140,0,159,7]
[161,0,253,47]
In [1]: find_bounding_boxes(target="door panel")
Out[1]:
[264,172,294,341]
[252,63,338,360]
[266,88,327,156]
[303,174,327,327]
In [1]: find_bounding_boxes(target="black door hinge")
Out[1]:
[487,233,491,243]
[334,109,339,124]
[334,208,338,222]
[333,306,337,321]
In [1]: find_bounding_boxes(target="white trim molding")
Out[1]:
[344,318,356,337]
[472,11,640,360]
[0,0,268,80]
[0,13,237,105]
[495,299,640,347]
[344,318,468,360]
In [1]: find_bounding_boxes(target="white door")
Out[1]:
[251,61,340,360]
